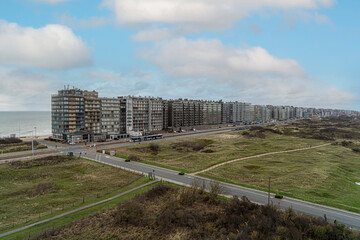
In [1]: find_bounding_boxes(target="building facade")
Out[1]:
[52,87,357,142]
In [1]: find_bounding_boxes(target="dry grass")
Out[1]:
[31,185,359,240]
[205,145,360,213]
[112,131,325,172]
[0,156,142,230]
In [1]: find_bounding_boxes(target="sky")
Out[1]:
[0,0,359,111]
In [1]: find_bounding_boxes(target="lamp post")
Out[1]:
[31,130,34,157]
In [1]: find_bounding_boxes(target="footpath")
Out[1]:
[193,143,331,174]
[0,181,157,238]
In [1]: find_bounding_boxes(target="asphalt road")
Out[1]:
[3,121,360,230]
[84,152,360,230]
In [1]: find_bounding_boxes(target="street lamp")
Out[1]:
[32,129,34,157]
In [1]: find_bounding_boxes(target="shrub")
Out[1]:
[10,156,73,169]
[115,201,144,226]
[209,181,225,202]
[125,159,131,162]
[202,149,214,153]
[352,148,360,153]
[149,143,160,154]
[178,172,185,175]
[144,184,173,199]
[275,194,283,199]
[0,137,22,145]
[128,155,140,161]
[192,143,205,151]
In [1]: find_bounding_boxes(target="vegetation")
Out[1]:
[2,180,157,240]
[30,184,360,240]
[0,137,46,154]
[204,145,360,213]
[110,117,360,213]
[283,117,360,141]
[0,156,143,231]
[111,132,324,172]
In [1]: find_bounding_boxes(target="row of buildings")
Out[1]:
[51,87,359,142]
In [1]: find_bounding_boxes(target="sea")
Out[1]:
[0,112,51,138]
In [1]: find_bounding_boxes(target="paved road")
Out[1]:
[0,181,157,238]
[3,121,360,230]
[84,152,360,230]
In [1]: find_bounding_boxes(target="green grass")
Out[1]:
[1,180,160,240]
[111,131,325,172]
[204,145,360,213]
[0,156,143,231]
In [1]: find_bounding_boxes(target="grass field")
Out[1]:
[0,140,46,154]
[202,144,360,213]
[2,181,159,240]
[112,131,325,172]
[21,184,360,240]
[0,156,143,231]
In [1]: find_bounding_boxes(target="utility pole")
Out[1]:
[32,130,34,157]
[268,176,271,205]
[225,154,227,183]
[34,127,37,139]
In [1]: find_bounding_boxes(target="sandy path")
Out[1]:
[193,143,331,175]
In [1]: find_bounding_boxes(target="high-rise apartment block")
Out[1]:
[51,87,357,142]
[119,96,164,134]
[100,98,121,138]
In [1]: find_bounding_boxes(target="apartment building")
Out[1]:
[52,87,357,142]
[83,91,101,141]
[100,98,121,139]
[168,99,204,128]
[223,102,244,123]
[203,101,222,125]
[119,96,164,134]
[51,88,86,142]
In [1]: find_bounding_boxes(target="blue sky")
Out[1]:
[0,0,359,111]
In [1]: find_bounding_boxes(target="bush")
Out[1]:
[209,181,225,202]
[352,148,360,153]
[144,184,173,199]
[128,155,140,161]
[275,194,283,199]
[149,143,160,154]
[192,143,205,151]
[0,137,22,145]
[202,149,214,153]
[125,159,131,162]
[178,172,185,175]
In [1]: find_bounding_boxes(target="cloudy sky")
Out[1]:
[0,0,359,111]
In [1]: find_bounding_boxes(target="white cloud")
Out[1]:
[103,0,334,40]
[0,20,92,69]
[0,67,62,111]
[139,38,355,109]
[142,38,305,78]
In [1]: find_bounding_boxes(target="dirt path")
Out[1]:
[192,143,331,175]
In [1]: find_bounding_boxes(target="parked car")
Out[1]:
[68,142,75,145]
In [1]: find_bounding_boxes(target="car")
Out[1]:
[68,142,75,145]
